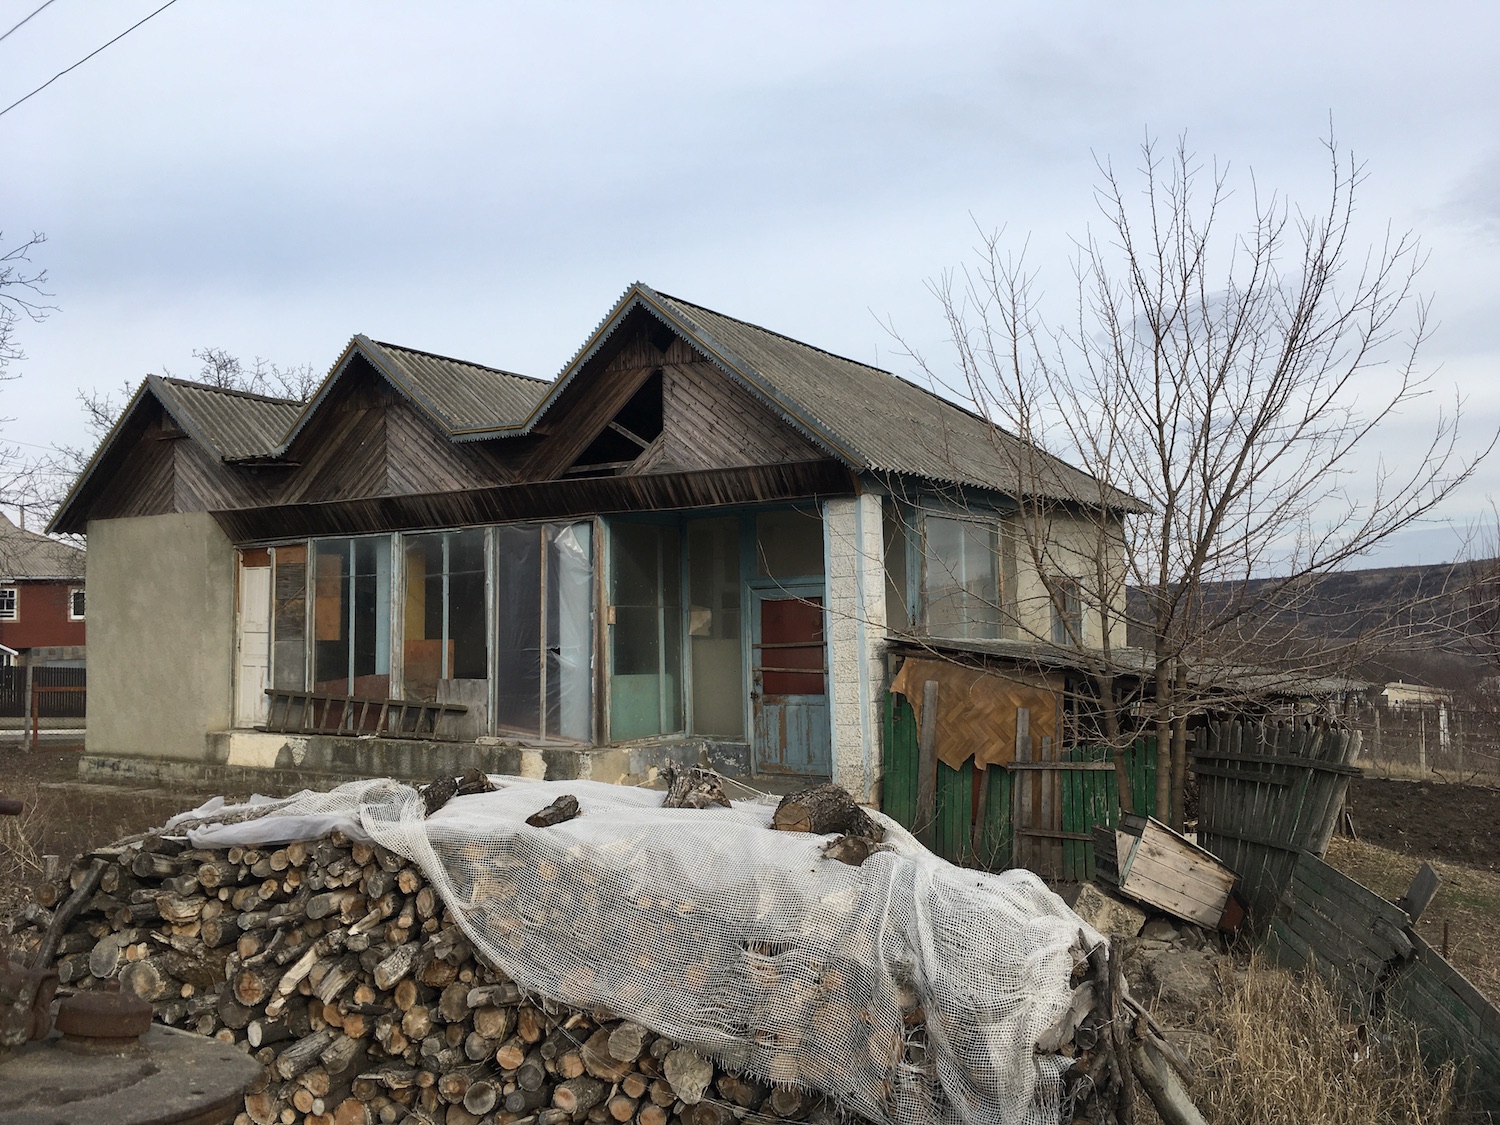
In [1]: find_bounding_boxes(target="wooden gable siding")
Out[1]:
[519,331,674,481]
[275,398,390,505]
[174,438,274,512]
[274,357,523,507]
[628,359,823,475]
[383,401,519,495]
[522,326,824,481]
[85,403,179,522]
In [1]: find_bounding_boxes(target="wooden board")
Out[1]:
[1118,818,1236,927]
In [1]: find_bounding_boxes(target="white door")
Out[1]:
[236,565,272,727]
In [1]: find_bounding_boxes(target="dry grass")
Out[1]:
[1193,953,1465,1125]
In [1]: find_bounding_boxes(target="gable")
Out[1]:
[520,319,826,482]
[275,355,526,505]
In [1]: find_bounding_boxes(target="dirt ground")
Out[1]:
[1343,775,1500,869]
[0,741,262,928]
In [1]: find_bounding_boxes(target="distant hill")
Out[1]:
[1131,558,1493,692]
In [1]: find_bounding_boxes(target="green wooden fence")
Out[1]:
[881,691,1157,878]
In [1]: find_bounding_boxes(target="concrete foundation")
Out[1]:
[79,733,754,794]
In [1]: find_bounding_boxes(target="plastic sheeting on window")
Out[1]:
[496,522,594,742]
[546,523,593,743]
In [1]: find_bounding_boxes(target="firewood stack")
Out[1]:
[9,830,852,1125]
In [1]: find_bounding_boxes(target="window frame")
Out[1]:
[0,586,16,622]
[67,587,85,622]
[917,509,1015,641]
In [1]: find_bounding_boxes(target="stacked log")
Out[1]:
[11,830,853,1125]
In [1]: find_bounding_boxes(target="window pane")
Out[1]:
[449,530,488,682]
[495,525,542,736]
[312,537,390,695]
[402,529,488,701]
[609,522,682,740]
[312,539,349,692]
[545,523,593,743]
[923,515,1000,639]
[272,544,306,691]
[688,517,744,737]
[403,534,446,699]
[755,508,824,578]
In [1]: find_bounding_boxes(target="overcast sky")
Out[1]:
[3,1,1497,563]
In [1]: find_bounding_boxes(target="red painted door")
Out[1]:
[751,587,830,776]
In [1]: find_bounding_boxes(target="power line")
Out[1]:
[0,0,182,121]
[0,0,59,46]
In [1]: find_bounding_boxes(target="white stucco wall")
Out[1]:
[1011,510,1130,649]
[823,493,887,803]
[86,512,235,761]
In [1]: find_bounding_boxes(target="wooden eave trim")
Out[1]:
[210,459,855,543]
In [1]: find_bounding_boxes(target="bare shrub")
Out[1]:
[1196,953,1463,1125]
[0,778,43,888]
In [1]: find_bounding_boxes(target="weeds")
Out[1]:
[1194,953,1464,1125]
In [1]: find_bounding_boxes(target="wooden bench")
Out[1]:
[262,689,468,741]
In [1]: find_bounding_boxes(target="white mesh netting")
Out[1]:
[168,777,1099,1125]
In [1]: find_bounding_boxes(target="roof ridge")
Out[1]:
[652,290,895,378]
[156,376,305,406]
[371,339,549,385]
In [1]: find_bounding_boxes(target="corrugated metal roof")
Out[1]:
[0,512,85,579]
[362,339,548,432]
[643,289,1145,509]
[153,377,305,461]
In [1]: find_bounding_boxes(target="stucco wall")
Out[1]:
[86,512,235,760]
[1012,509,1130,649]
[824,493,887,803]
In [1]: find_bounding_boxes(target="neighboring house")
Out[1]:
[49,283,1134,800]
[1380,680,1452,710]
[0,511,86,666]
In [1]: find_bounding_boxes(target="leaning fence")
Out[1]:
[1193,719,1362,920]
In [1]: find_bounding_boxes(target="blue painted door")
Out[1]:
[751,586,831,777]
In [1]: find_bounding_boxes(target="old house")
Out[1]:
[50,284,1131,800]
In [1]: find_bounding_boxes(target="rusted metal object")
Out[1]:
[54,989,153,1047]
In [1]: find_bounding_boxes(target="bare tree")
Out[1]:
[899,134,1487,826]
[0,231,55,522]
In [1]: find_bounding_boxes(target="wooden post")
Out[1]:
[22,654,33,753]
[1418,708,1427,773]
[1013,707,1031,871]
[915,680,938,849]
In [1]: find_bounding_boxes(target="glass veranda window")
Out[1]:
[609,521,683,741]
[402,529,488,700]
[494,522,593,742]
[312,536,392,696]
